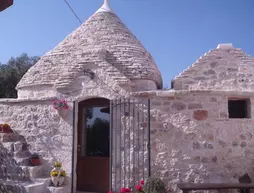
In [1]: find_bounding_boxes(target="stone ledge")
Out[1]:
[25,182,45,193]
[0,97,57,104]
[131,89,254,98]
[47,185,71,193]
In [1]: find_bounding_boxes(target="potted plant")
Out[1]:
[0,123,13,133]
[50,170,59,186]
[110,178,166,193]
[54,161,62,169]
[30,153,41,166]
[50,161,66,186]
[53,99,69,117]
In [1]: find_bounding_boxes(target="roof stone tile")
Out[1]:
[17,9,162,90]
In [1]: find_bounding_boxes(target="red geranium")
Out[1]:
[136,185,143,192]
[120,187,131,193]
[140,180,144,185]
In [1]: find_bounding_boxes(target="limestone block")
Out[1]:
[25,183,45,193]
[14,142,23,152]
[193,110,208,120]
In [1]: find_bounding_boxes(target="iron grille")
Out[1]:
[110,97,151,191]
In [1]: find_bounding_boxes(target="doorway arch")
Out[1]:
[76,97,110,193]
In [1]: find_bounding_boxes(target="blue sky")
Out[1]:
[0,0,253,86]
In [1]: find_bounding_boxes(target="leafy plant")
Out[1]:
[109,178,166,193]
[143,178,166,193]
[53,100,69,110]
[0,53,39,98]
[30,153,39,159]
[54,161,62,168]
[110,180,145,193]
[60,170,66,177]
[51,171,58,177]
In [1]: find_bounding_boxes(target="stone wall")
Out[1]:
[133,90,254,192]
[0,98,74,173]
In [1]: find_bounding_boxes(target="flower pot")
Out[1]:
[51,176,58,186]
[0,124,13,133]
[58,177,65,186]
[30,158,41,166]
[57,109,68,117]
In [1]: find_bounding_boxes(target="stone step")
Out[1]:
[21,165,50,179]
[47,185,71,193]
[15,150,31,158]
[34,177,52,187]
[0,181,45,193]
[16,157,31,166]
[13,141,29,152]
[1,142,14,152]
[25,182,46,193]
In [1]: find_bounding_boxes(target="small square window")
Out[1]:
[228,99,251,118]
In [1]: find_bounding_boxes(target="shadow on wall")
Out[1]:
[0,101,74,175]
[33,105,74,169]
[0,131,53,192]
[0,133,31,182]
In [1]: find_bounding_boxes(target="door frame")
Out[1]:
[72,97,111,193]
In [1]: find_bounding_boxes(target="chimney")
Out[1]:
[217,43,234,49]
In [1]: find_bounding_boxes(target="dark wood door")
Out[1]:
[77,98,110,193]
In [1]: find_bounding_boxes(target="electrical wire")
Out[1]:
[63,0,82,24]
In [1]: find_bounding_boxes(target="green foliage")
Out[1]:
[0,53,39,98]
[143,177,166,193]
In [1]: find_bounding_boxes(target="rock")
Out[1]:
[193,110,208,120]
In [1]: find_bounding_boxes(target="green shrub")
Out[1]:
[143,177,166,193]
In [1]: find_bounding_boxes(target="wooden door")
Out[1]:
[77,98,110,193]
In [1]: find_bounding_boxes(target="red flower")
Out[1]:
[140,180,144,185]
[120,188,126,193]
[125,188,131,192]
[108,191,113,193]
[136,185,143,191]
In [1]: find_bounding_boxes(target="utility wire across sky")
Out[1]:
[63,0,82,24]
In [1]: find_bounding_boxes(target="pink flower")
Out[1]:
[136,185,143,191]
[125,188,131,192]
[140,180,144,185]
[120,188,126,193]
[53,99,69,110]
[108,191,113,193]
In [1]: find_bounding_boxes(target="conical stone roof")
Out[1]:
[17,1,162,93]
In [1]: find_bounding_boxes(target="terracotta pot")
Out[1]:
[57,109,68,117]
[0,124,13,133]
[30,158,41,166]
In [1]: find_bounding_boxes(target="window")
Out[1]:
[228,99,251,118]
[84,106,110,157]
[78,98,110,158]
